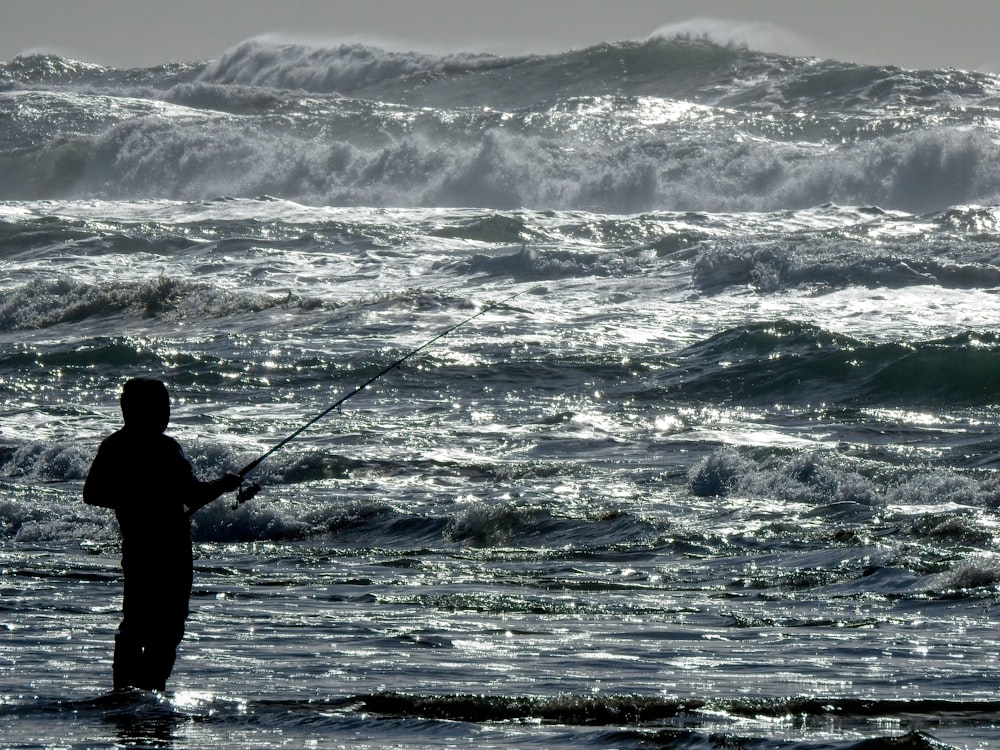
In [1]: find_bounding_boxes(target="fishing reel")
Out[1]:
[232,480,262,509]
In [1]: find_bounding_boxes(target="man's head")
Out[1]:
[120,377,170,434]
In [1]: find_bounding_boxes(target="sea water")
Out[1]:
[2,35,1000,749]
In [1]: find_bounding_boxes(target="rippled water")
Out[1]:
[3,34,1000,749]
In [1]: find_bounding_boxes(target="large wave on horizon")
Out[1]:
[2,35,999,213]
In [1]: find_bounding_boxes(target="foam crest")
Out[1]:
[159,81,288,114]
[787,127,1000,214]
[0,441,91,482]
[688,449,1000,546]
[0,54,108,88]
[4,75,1000,213]
[191,494,317,542]
[886,472,987,507]
[443,501,544,546]
[649,17,815,58]
[688,449,881,507]
[0,484,117,543]
[937,555,1000,590]
[197,38,512,95]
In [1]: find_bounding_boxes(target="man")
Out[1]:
[84,377,241,692]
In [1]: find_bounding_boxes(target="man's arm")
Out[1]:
[183,472,242,515]
[83,440,120,509]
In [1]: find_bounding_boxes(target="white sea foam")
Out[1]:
[649,17,817,58]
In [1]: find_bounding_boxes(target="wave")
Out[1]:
[694,243,1000,294]
[0,441,91,482]
[0,275,303,331]
[11,36,998,109]
[662,321,1000,407]
[2,37,748,104]
[5,110,998,213]
[0,482,115,543]
[0,54,110,90]
[437,244,645,281]
[4,689,977,749]
[0,339,163,376]
[3,38,999,211]
[197,38,523,98]
[689,446,998,505]
[0,53,200,92]
[687,447,1000,562]
[8,446,999,573]
[360,691,1000,729]
[0,482,647,549]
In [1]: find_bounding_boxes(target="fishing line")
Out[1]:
[228,285,537,507]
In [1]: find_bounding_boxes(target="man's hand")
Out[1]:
[217,472,242,493]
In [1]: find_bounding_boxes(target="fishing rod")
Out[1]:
[227,286,534,507]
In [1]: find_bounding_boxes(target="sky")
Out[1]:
[1,0,999,73]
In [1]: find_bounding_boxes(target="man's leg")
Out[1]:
[137,584,190,691]
[112,623,144,691]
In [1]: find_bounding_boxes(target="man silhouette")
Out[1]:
[84,377,241,692]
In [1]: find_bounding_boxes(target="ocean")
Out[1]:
[2,34,1000,749]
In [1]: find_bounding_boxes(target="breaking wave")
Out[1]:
[2,37,999,212]
[663,322,1000,407]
